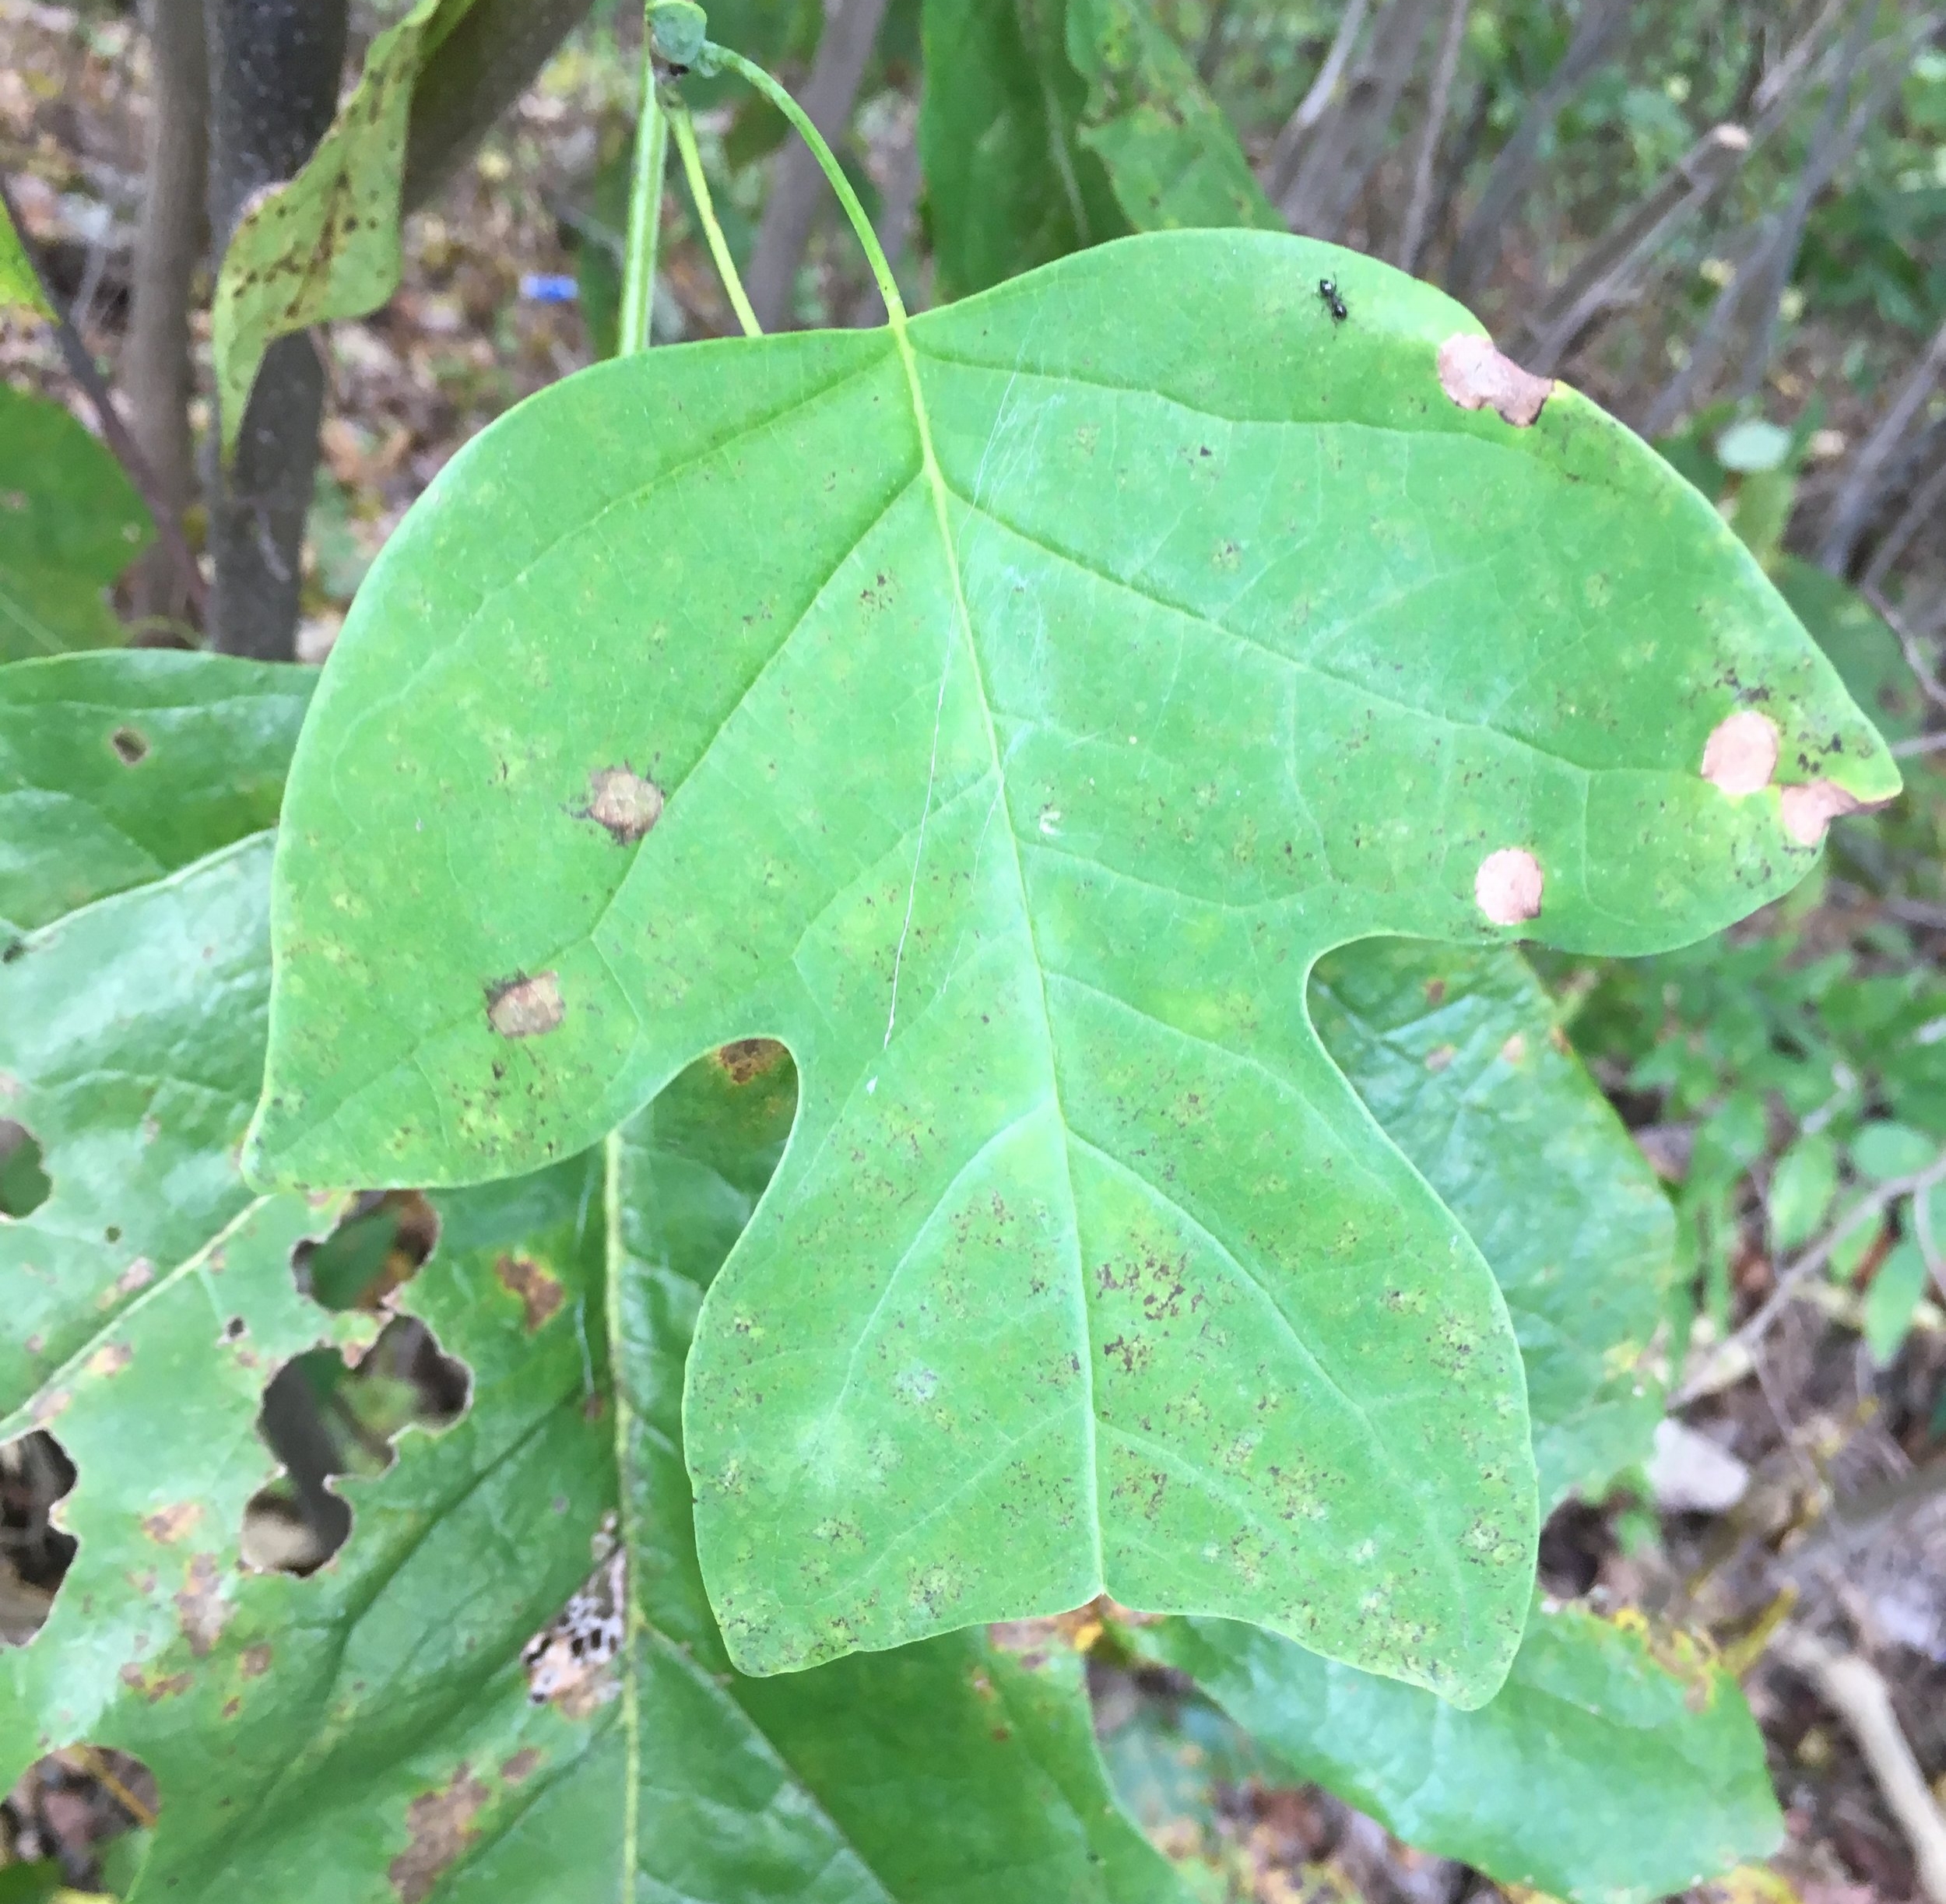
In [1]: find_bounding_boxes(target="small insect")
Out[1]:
[1318,277,1348,324]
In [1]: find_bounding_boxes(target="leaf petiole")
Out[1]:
[704,40,906,328]
[669,103,761,338]
[619,19,670,354]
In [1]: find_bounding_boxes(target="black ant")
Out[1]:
[1318,277,1347,324]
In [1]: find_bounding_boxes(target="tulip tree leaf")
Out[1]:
[0,662,1192,1904]
[921,0,1277,300]
[1309,942,1674,1510]
[1130,1601,1783,1903]
[0,385,152,660]
[0,651,314,939]
[210,0,478,452]
[248,230,1895,1698]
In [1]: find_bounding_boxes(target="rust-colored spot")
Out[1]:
[1474,848,1544,925]
[1700,710,1779,796]
[1423,978,1447,1006]
[1424,1044,1456,1073]
[87,1342,132,1377]
[221,1696,241,1719]
[109,725,148,766]
[119,1663,192,1702]
[712,1037,788,1084]
[501,1748,541,1783]
[581,767,664,845]
[1780,780,1868,846]
[388,1767,490,1904]
[494,1253,564,1333]
[142,1502,202,1544]
[241,1642,273,1679]
[1436,334,1553,426]
[486,971,563,1039]
[177,1553,232,1657]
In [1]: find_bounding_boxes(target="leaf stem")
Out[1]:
[619,32,669,354]
[704,40,906,327]
[669,103,760,338]
[602,1129,643,1885]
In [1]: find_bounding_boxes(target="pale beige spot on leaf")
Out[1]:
[142,1502,202,1545]
[583,767,664,844]
[486,971,563,1039]
[1474,848,1544,925]
[1780,780,1864,846]
[1436,335,1553,427]
[388,1767,490,1904]
[1699,710,1779,796]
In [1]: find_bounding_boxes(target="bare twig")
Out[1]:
[0,171,206,620]
[1394,0,1469,274]
[1771,1628,1946,1903]
[1264,0,1371,200]
[1674,1150,1946,1405]
[1819,320,1946,572]
[121,0,208,627]
[744,0,893,332]
[1445,0,1635,303]
[1194,0,1238,83]
[1282,0,1438,238]
[1521,121,1750,374]
[1860,426,1946,593]
[1861,579,1946,717]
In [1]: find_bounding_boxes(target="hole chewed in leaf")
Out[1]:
[1436,334,1553,427]
[580,766,664,844]
[242,1319,472,1577]
[522,1516,625,1718]
[1780,780,1867,847]
[712,1037,789,1085]
[1699,710,1779,796]
[108,725,148,766]
[0,1119,51,1219]
[1474,848,1544,926]
[0,1432,77,1646]
[388,1765,490,1904]
[486,971,563,1039]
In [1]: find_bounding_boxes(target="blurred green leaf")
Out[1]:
[1850,1119,1938,1182]
[1713,419,1791,473]
[1775,557,1927,745]
[1133,1601,1783,1904]
[0,193,53,318]
[1769,1133,1838,1253]
[0,385,152,659]
[1863,1235,1930,1363]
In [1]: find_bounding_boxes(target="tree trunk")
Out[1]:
[201,0,349,661]
[121,0,208,631]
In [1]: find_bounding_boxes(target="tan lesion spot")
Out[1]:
[176,1552,232,1657]
[87,1343,132,1377]
[494,1253,564,1333]
[581,767,664,845]
[388,1767,490,1904]
[1436,335,1553,426]
[712,1038,788,1084]
[486,971,563,1039]
[142,1502,202,1544]
[1780,780,1869,846]
[1700,711,1779,796]
[1474,848,1544,925]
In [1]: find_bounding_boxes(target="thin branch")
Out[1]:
[1194,0,1238,83]
[1771,1628,1946,1903]
[1264,0,1371,200]
[1521,121,1751,374]
[0,171,206,620]
[743,0,893,332]
[1674,1150,1946,1405]
[1395,0,1470,274]
[1861,578,1946,717]
[1863,448,1946,595]
[1445,0,1635,303]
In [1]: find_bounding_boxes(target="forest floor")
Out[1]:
[3,2,1946,1899]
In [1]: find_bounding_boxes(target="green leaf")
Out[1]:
[0,193,53,318]
[1768,1131,1838,1253]
[1132,1600,1783,1903]
[0,673,1191,1902]
[1849,1119,1938,1182]
[1774,556,1927,745]
[920,0,1276,300]
[248,231,1895,1698]
[1712,420,1792,475]
[209,0,478,453]
[1309,942,1674,1509]
[0,385,152,659]
[0,651,314,938]
[1863,1235,1930,1365]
